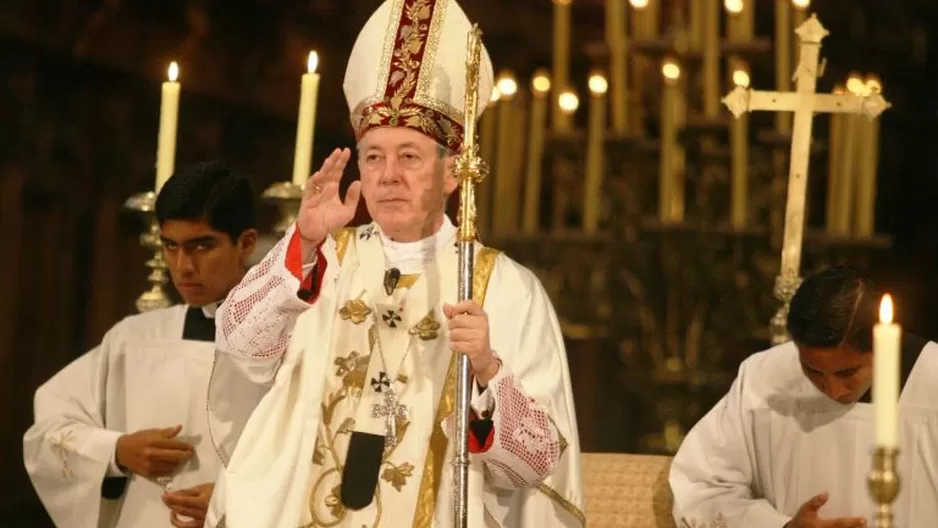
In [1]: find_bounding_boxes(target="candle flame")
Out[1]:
[558,90,579,113]
[307,51,319,74]
[496,73,518,98]
[629,0,649,8]
[792,0,811,9]
[846,72,864,95]
[724,0,744,15]
[880,294,894,324]
[662,60,681,81]
[732,68,750,88]
[532,70,551,94]
[168,61,179,82]
[865,75,883,95]
[588,74,608,95]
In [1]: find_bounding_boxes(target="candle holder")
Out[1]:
[868,446,900,528]
[769,274,802,345]
[262,181,303,237]
[123,191,173,313]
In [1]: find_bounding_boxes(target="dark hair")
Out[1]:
[787,265,880,352]
[155,161,256,241]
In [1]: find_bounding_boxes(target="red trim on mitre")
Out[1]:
[353,0,464,152]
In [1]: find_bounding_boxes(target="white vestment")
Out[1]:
[670,341,938,527]
[23,305,223,528]
[206,220,584,528]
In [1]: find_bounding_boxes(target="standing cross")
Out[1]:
[371,389,410,449]
[722,14,891,344]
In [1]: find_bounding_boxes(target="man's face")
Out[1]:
[160,219,257,307]
[798,344,873,404]
[358,127,457,241]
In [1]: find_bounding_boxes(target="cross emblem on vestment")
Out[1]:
[721,14,891,344]
[370,371,391,393]
[372,388,409,449]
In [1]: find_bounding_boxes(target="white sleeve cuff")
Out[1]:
[86,429,126,477]
[300,254,318,280]
[471,382,494,416]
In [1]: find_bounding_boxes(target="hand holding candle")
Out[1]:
[874,294,901,447]
[292,51,321,187]
[155,61,180,193]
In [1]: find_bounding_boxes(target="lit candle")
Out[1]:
[292,51,321,187]
[552,90,580,230]
[155,61,180,193]
[834,72,864,235]
[855,75,883,237]
[874,294,901,447]
[730,64,750,228]
[493,72,518,238]
[774,0,792,133]
[523,71,550,234]
[630,0,649,132]
[476,88,500,237]
[583,73,608,233]
[659,59,680,222]
[606,0,629,133]
[551,0,573,132]
[826,84,845,234]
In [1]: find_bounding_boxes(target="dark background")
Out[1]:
[2,0,937,524]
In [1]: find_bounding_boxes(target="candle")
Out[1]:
[730,63,750,228]
[551,0,572,132]
[773,1,792,133]
[553,90,580,230]
[833,73,864,234]
[476,88,500,238]
[493,73,518,238]
[583,73,608,233]
[874,294,901,447]
[699,0,718,117]
[659,59,680,222]
[826,85,845,234]
[855,76,883,237]
[155,61,180,193]
[292,51,321,187]
[606,0,629,133]
[629,0,649,131]
[523,72,550,234]
[792,0,810,68]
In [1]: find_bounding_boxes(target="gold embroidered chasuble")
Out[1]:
[299,226,499,527]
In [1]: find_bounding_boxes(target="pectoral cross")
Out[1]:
[722,14,891,344]
[371,388,409,448]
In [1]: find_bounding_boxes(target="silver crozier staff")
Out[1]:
[452,23,487,528]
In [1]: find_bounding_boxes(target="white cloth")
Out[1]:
[669,341,938,528]
[23,305,223,528]
[206,219,584,528]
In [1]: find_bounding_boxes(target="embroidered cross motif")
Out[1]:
[359,225,376,240]
[371,371,391,393]
[382,309,402,328]
[372,388,410,448]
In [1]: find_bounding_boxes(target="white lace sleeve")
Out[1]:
[474,363,563,489]
[216,224,318,360]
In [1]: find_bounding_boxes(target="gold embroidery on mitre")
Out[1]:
[409,310,441,341]
[339,299,371,324]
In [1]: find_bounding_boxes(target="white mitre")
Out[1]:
[343,0,495,152]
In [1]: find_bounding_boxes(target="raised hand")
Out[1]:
[115,425,194,479]
[785,492,867,528]
[297,148,362,249]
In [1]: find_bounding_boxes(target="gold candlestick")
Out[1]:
[262,181,304,237]
[868,446,900,528]
[124,191,172,313]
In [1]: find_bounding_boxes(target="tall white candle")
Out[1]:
[874,294,901,447]
[292,51,321,187]
[155,61,180,193]
[583,73,608,233]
